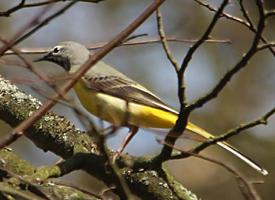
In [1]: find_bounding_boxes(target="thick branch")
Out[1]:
[0,148,101,200]
[0,76,197,200]
[0,0,166,150]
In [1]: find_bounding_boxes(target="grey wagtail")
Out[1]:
[35,41,268,176]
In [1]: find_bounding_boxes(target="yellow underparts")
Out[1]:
[74,81,266,176]
[74,81,177,128]
[74,81,212,139]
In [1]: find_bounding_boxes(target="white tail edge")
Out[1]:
[218,142,268,176]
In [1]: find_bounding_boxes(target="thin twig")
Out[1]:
[0,0,166,147]
[3,36,231,55]
[257,42,275,52]
[188,107,275,157]
[193,0,275,56]
[0,0,57,17]
[12,1,77,48]
[0,0,103,17]
[158,0,229,161]
[159,140,262,200]
[0,0,166,198]
[0,38,54,86]
[156,9,180,71]
[239,0,253,27]
[265,10,275,18]
[0,0,26,17]
[0,4,53,56]
[179,0,229,78]
[238,0,275,57]
[187,0,266,112]
[89,125,132,199]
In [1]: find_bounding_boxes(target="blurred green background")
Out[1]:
[0,0,275,199]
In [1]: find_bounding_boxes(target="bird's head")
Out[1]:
[35,41,90,72]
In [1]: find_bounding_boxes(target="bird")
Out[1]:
[35,41,268,176]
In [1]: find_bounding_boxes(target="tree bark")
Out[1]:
[0,75,198,200]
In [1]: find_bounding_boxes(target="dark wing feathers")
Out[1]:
[82,75,177,114]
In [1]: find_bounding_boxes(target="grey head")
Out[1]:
[35,41,90,71]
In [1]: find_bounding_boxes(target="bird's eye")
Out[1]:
[52,47,60,54]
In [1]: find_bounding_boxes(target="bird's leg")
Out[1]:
[113,126,139,162]
[117,126,139,153]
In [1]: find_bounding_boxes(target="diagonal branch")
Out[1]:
[0,75,197,200]
[0,0,166,149]
[0,148,102,200]
[12,1,78,48]
[187,107,275,157]
[3,36,231,55]
[158,0,229,161]
[193,0,275,56]
[0,4,53,56]
[156,9,180,72]
[187,0,266,112]
[163,142,262,200]
[0,0,104,17]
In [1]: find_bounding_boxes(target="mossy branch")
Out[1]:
[0,76,197,200]
[0,148,100,200]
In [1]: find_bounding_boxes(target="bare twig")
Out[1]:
[257,42,275,52]
[168,1,270,160]
[0,0,57,17]
[0,4,53,56]
[179,0,229,82]
[3,36,231,55]
[238,0,275,56]
[0,0,166,147]
[123,33,148,42]
[239,0,253,27]
[265,10,275,18]
[0,38,54,86]
[193,0,275,56]
[186,0,266,112]
[0,0,166,198]
[193,0,249,25]
[156,9,180,71]
[159,140,262,200]
[0,0,103,17]
[89,125,133,199]
[12,1,78,48]
[187,107,275,157]
[159,0,229,160]
[0,76,197,199]
[0,0,26,17]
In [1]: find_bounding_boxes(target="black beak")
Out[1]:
[33,53,51,62]
[33,53,71,71]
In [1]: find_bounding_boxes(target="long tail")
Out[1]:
[186,122,268,176]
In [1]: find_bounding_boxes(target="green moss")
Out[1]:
[0,148,35,176]
[162,168,198,200]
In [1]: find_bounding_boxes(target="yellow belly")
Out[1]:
[74,81,177,128]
